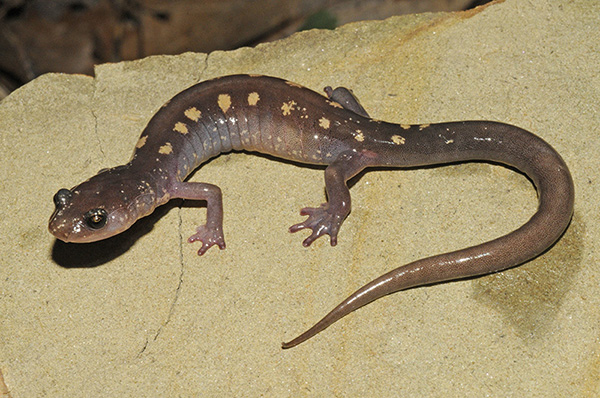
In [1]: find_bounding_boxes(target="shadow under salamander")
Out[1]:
[51,201,179,268]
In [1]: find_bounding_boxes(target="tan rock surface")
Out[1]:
[0,1,598,396]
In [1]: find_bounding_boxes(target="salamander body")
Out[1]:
[49,74,574,348]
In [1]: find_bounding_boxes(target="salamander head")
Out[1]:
[48,166,163,243]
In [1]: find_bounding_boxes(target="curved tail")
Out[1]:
[282,122,574,349]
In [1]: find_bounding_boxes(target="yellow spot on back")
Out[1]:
[355,132,365,142]
[174,122,189,134]
[136,135,147,148]
[248,92,260,106]
[327,100,343,109]
[281,100,297,116]
[218,94,232,113]
[159,142,173,155]
[419,124,430,130]
[401,124,411,130]
[319,117,330,129]
[391,135,406,145]
[184,107,201,121]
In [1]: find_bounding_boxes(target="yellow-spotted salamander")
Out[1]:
[49,74,574,348]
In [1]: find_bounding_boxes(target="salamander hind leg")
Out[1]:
[289,150,374,247]
[324,86,370,118]
[169,181,226,255]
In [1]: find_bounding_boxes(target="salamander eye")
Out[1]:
[53,189,72,208]
[84,209,108,229]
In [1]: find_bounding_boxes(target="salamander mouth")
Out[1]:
[48,224,104,243]
[48,217,90,243]
[49,208,134,243]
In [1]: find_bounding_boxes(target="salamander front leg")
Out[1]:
[169,181,226,255]
[290,150,374,246]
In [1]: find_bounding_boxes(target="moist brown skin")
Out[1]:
[48,74,575,348]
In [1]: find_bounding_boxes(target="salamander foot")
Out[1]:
[289,204,344,247]
[188,224,226,255]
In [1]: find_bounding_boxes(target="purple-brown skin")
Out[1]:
[48,74,575,349]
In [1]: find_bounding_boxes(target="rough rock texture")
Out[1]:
[0,0,598,396]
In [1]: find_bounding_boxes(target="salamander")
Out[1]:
[48,74,575,349]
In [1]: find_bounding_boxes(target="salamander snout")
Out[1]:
[49,187,112,243]
[48,186,132,243]
[48,179,139,243]
[48,165,162,243]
